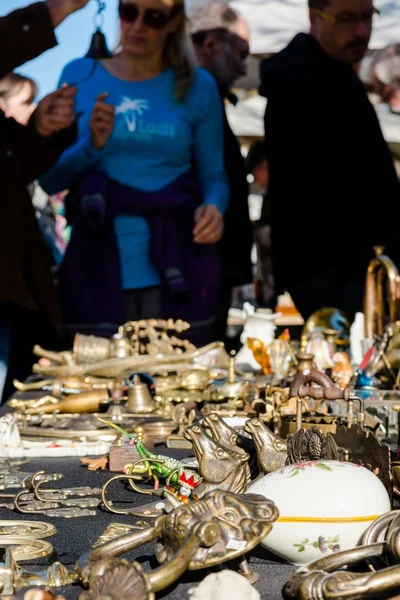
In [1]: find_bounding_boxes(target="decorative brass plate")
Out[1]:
[0,521,56,539]
[4,538,54,561]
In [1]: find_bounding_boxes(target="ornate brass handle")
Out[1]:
[77,489,278,599]
[290,370,350,401]
[289,370,352,431]
[78,520,218,596]
[77,518,163,585]
[149,521,219,592]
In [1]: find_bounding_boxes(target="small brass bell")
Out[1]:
[127,375,156,414]
[85,0,112,60]
[85,28,112,60]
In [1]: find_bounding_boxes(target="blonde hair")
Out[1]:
[115,1,195,102]
[164,2,195,101]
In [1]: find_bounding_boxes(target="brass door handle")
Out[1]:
[77,518,164,586]
[148,522,219,592]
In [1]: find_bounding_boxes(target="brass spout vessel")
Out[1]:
[24,390,110,414]
[364,245,400,340]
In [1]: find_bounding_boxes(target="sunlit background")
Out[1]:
[2,0,399,99]
[1,0,120,98]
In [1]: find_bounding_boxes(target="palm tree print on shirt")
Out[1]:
[115,97,149,133]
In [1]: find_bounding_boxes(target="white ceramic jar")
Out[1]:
[246,460,390,565]
[234,303,280,370]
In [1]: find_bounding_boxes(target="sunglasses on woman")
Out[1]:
[118,2,183,30]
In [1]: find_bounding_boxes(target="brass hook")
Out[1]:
[101,458,174,515]
[126,463,181,496]
[13,489,39,514]
[33,472,64,502]
[12,471,47,513]
[101,473,144,514]
[31,470,46,486]
[128,462,180,496]
[125,458,167,493]
[165,468,180,487]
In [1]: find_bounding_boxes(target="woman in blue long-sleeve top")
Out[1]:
[40,0,229,344]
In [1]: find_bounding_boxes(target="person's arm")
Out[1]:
[39,64,112,195]
[6,83,78,184]
[193,75,229,215]
[45,0,90,28]
[39,133,106,194]
[6,113,77,185]
[0,3,56,78]
[0,0,89,79]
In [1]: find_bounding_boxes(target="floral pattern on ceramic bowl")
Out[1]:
[246,460,390,565]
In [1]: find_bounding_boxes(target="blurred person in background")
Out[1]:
[0,72,70,268]
[259,0,400,323]
[247,140,269,191]
[190,2,253,347]
[0,72,37,125]
[0,0,90,402]
[40,0,229,346]
[246,140,275,309]
[360,42,400,114]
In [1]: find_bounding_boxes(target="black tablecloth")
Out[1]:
[3,451,295,600]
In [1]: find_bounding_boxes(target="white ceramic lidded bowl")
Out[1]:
[246,460,390,565]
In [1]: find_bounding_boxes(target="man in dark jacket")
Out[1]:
[0,0,90,399]
[259,0,400,323]
[191,3,254,346]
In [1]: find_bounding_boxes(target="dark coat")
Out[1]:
[259,33,400,295]
[219,96,253,287]
[0,2,77,340]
